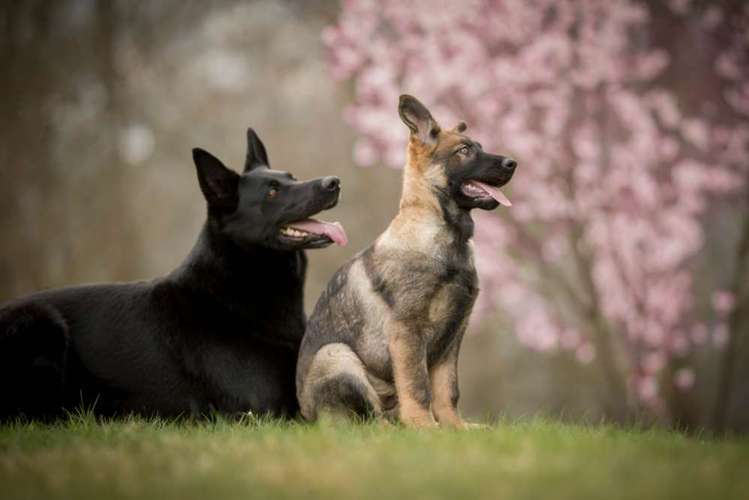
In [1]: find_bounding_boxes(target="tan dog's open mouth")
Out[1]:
[461,180,512,207]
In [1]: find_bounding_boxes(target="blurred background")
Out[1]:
[0,0,747,432]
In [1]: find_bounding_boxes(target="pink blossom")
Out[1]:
[716,53,742,81]
[671,336,690,357]
[668,0,691,15]
[643,352,667,374]
[674,368,696,390]
[353,140,377,167]
[712,290,736,315]
[682,119,710,151]
[701,6,723,30]
[576,343,596,364]
[559,329,581,350]
[691,324,709,345]
[637,376,659,401]
[713,324,730,349]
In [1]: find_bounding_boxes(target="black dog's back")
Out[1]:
[0,285,151,419]
[0,241,305,420]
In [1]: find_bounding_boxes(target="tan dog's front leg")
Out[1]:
[430,351,466,428]
[387,319,436,428]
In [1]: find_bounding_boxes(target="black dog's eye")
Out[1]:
[267,181,280,199]
[457,145,470,156]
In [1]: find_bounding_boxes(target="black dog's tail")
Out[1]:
[0,301,69,421]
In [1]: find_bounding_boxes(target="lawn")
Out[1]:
[1,414,747,500]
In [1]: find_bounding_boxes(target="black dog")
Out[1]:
[0,128,347,420]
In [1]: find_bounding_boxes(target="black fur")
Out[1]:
[0,128,341,421]
[361,246,396,308]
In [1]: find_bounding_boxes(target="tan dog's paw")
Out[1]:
[400,414,438,429]
[441,419,489,430]
[437,418,467,430]
[464,422,489,430]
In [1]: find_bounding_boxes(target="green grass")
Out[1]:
[1,414,747,500]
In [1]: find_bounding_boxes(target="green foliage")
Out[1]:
[1,416,747,500]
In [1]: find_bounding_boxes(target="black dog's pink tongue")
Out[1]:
[468,180,512,207]
[289,219,348,246]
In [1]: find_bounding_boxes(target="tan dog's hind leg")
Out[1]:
[300,343,381,421]
[387,319,437,428]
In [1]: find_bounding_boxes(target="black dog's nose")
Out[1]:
[321,176,340,191]
[501,157,517,170]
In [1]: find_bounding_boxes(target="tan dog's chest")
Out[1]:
[352,231,478,381]
[427,275,476,325]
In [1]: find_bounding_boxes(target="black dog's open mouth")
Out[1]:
[461,180,512,207]
[279,219,348,247]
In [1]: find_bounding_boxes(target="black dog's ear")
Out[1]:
[193,148,239,213]
[244,128,270,172]
[398,94,441,145]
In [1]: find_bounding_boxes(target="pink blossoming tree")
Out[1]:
[325,0,749,425]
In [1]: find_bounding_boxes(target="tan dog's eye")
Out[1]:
[457,146,470,156]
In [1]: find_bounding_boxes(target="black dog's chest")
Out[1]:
[197,333,299,415]
[151,249,307,417]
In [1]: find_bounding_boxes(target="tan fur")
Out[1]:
[379,214,442,256]
[296,96,485,429]
[384,131,469,256]
[398,143,441,214]
[430,361,464,428]
[384,127,472,429]
[430,314,469,428]
[428,283,455,324]
[398,132,465,213]
[348,260,390,373]
[299,342,381,420]
[386,318,437,428]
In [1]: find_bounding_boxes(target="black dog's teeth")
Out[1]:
[280,227,307,238]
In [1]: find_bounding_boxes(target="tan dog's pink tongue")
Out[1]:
[471,181,512,207]
[289,219,348,246]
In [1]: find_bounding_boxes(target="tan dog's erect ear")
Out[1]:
[398,94,441,145]
[452,121,467,133]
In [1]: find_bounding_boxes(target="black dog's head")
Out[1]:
[398,94,517,211]
[193,129,347,251]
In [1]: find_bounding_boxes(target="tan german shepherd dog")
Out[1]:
[296,95,517,428]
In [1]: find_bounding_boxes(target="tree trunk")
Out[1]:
[713,193,749,433]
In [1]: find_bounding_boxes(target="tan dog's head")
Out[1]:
[398,94,516,211]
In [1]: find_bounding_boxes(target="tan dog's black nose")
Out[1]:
[321,176,341,191]
[501,158,517,171]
